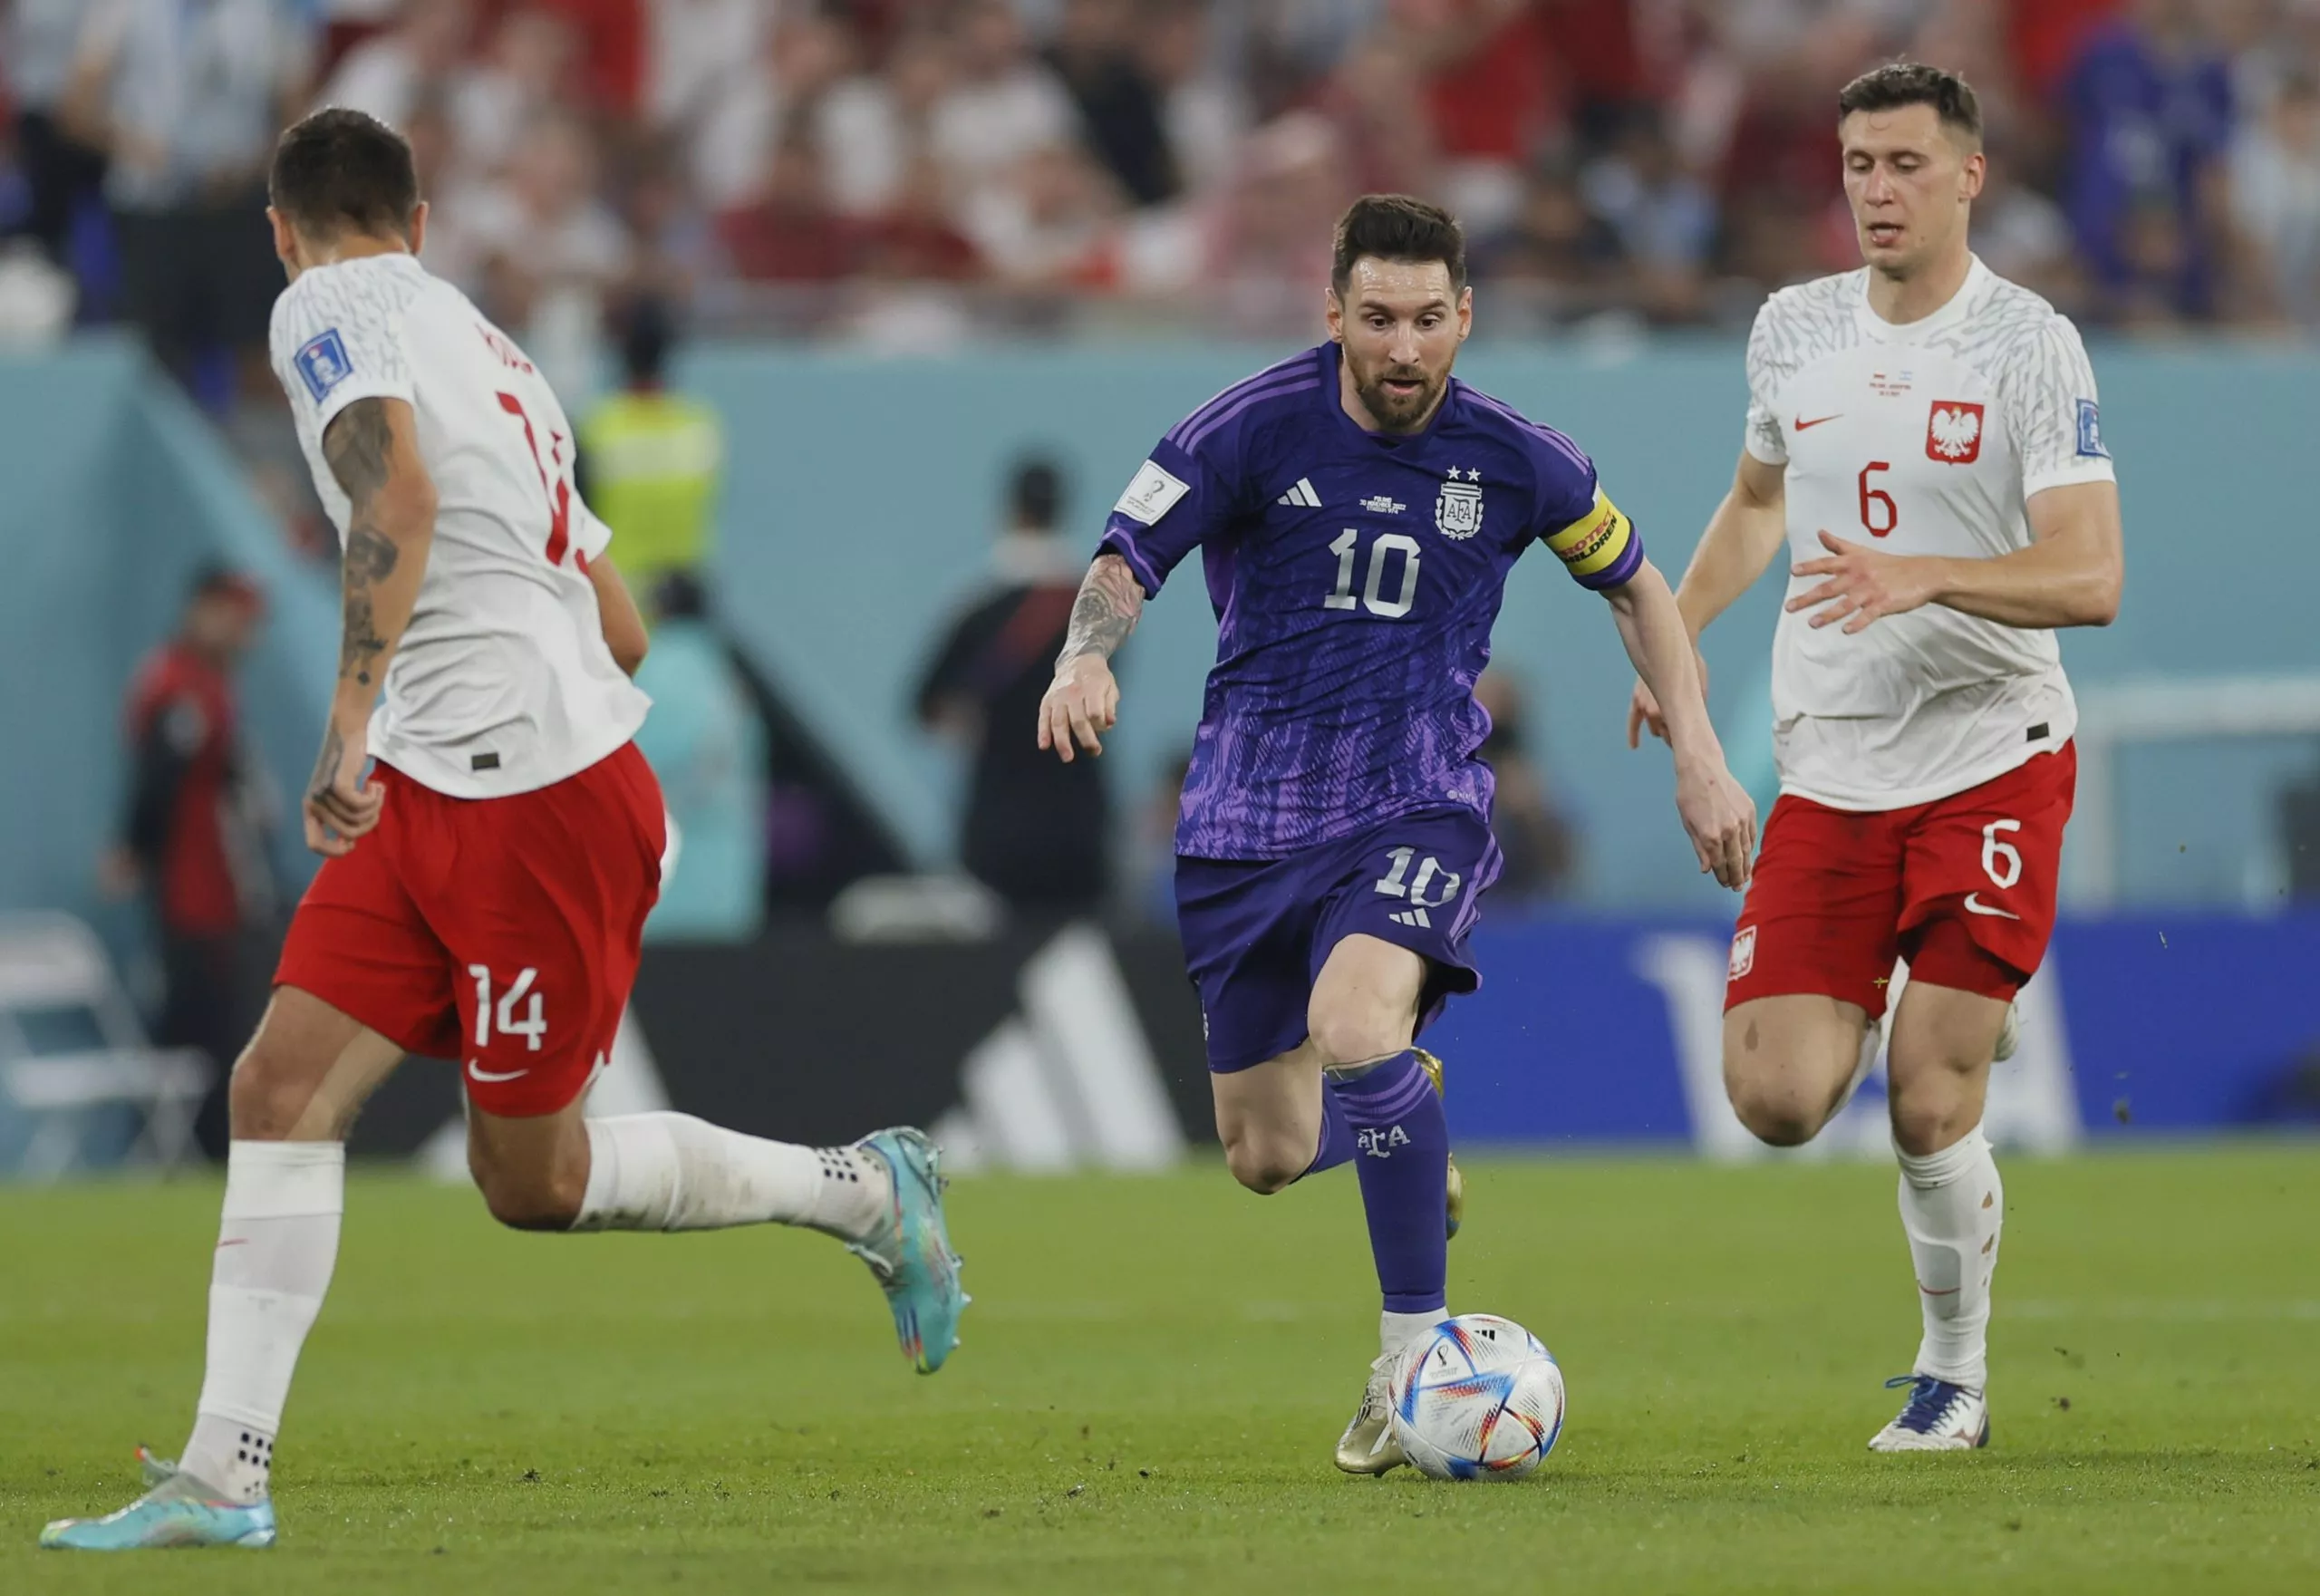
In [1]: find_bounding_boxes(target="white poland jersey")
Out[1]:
[270,253,649,798]
[1744,256,2117,811]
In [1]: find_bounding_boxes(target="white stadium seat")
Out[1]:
[0,913,211,1179]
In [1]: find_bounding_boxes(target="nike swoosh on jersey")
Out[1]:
[1962,893,2022,921]
[467,1060,530,1083]
[1793,414,1842,430]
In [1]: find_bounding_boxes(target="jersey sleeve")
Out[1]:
[1741,299,1788,466]
[1522,428,1646,592]
[2006,314,2115,498]
[1096,428,1246,597]
[569,496,615,565]
[268,269,417,441]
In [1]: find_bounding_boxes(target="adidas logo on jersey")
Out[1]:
[1277,478,1321,508]
[1388,907,1433,929]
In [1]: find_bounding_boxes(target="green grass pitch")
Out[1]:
[4,1146,2316,1593]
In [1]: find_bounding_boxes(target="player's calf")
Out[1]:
[467,1111,592,1230]
[1213,1045,1333,1195]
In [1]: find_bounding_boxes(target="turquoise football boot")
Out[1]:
[41,1456,276,1551]
[851,1127,968,1373]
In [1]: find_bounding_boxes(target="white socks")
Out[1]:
[571,1113,890,1242]
[1381,1308,1448,1360]
[1896,1123,2003,1391]
[180,1141,345,1504]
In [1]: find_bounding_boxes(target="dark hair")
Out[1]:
[1331,194,1466,297]
[653,572,707,621]
[621,295,677,386]
[1837,63,1983,144]
[270,108,420,240]
[1010,458,1063,530]
[188,562,263,612]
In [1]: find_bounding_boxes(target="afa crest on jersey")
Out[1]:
[1926,401,1985,464]
[1435,468,1484,540]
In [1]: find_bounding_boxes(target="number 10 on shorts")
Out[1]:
[468,964,547,1050]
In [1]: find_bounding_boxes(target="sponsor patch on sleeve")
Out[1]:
[1543,488,1639,587]
[294,329,354,404]
[2074,398,2108,459]
[1113,459,1190,526]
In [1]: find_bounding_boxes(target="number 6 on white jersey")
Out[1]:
[468,964,548,1050]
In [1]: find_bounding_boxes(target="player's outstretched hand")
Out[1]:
[1787,530,1938,634]
[303,717,384,857]
[1626,651,1708,749]
[1674,753,1756,890]
[1038,654,1119,763]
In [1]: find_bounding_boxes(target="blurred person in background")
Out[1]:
[1142,0,1249,198]
[4,0,110,270]
[817,26,956,218]
[2059,0,2236,322]
[1472,667,1576,902]
[61,0,314,401]
[633,573,765,942]
[960,140,1123,286]
[449,105,633,385]
[1047,0,1179,207]
[718,131,857,285]
[933,0,1079,210]
[2231,68,2320,325]
[1386,0,1556,239]
[105,566,277,1158]
[687,5,852,213]
[450,5,585,184]
[1580,108,1717,322]
[313,0,478,132]
[578,295,722,604]
[916,457,1110,915]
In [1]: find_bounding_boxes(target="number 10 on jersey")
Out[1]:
[1325,529,1421,617]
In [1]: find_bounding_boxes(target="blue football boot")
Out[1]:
[851,1127,968,1373]
[41,1452,275,1551]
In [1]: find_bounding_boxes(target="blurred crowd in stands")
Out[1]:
[8,0,2320,367]
[16,0,2320,955]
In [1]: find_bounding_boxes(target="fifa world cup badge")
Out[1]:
[1435,468,1484,540]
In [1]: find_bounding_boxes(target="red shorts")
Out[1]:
[1723,743,2076,1020]
[276,742,665,1117]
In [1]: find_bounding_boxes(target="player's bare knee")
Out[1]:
[1727,1084,1823,1147]
[1221,1128,1304,1195]
[1722,1061,1829,1146]
[226,1040,314,1141]
[1305,1005,1406,1071]
[1887,1072,1977,1157]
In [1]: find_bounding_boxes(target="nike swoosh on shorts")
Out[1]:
[1962,893,2021,921]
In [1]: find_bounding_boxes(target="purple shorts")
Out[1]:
[1174,805,1503,1074]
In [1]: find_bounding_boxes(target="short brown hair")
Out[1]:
[1837,62,1983,145]
[1331,194,1466,297]
[270,108,420,240]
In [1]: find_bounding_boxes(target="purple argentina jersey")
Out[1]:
[1101,343,1643,860]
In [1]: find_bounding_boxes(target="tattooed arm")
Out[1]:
[304,396,439,856]
[1037,553,1143,763]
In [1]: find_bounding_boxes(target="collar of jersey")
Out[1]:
[1852,254,1989,346]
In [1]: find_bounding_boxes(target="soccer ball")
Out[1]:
[1388,1314,1565,1481]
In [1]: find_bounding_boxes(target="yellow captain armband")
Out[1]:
[1543,489,1643,591]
